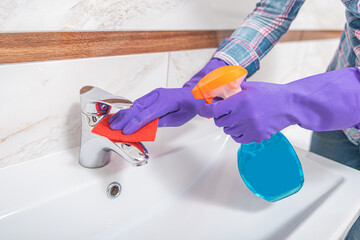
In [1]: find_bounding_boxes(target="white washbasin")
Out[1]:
[0,117,360,240]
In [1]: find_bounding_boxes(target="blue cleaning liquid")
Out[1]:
[237,132,304,202]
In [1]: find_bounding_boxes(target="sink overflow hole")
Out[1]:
[107,182,122,199]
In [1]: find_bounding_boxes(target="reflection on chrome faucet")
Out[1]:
[79,86,149,168]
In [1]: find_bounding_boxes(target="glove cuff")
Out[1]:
[284,68,360,131]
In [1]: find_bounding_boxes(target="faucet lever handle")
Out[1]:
[80,86,133,116]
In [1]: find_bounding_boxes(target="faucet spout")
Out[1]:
[79,86,149,168]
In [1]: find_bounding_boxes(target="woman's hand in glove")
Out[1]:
[198,68,360,144]
[109,58,228,134]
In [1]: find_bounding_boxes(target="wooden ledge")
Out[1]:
[0,30,341,64]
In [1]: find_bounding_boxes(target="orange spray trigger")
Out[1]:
[191,65,248,104]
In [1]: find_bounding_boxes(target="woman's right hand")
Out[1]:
[108,58,229,134]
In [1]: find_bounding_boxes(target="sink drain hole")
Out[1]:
[107,182,122,199]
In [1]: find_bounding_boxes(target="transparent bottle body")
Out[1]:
[237,132,304,202]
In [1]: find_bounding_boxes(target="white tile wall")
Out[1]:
[252,39,340,84]
[168,48,216,88]
[0,0,347,168]
[0,53,168,168]
[0,0,345,32]
[290,0,345,30]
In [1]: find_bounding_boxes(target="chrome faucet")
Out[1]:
[79,86,149,168]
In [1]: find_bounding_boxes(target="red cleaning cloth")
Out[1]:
[92,114,159,143]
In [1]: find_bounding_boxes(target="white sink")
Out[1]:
[0,117,360,240]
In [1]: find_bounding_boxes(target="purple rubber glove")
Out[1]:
[109,58,228,134]
[198,67,360,144]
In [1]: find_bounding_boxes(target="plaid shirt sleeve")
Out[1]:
[214,0,305,77]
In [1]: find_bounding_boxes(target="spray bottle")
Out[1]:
[192,65,304,202]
